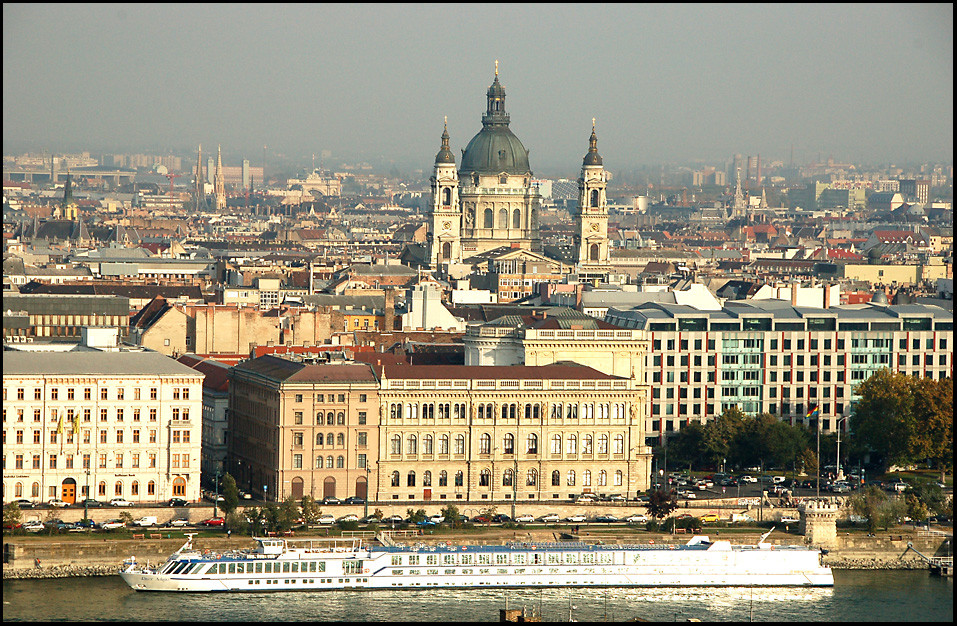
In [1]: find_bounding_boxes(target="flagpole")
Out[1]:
[814,406,820,499]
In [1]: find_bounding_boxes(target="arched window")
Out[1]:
[336,433,345,446]
[442,187,451,205]
[115,481,123,496]
[479,433,491,454]
[31,482,39,498]
[131,481,139,496]
[423,471,432,487]
[454,471,464,487]
[15,482,23,498]
[614,470,623,486]
[503,433,514,454]
[423,435,433,455]
[98,481,107,496]
[551,470,561,486]
[566,434,578,455]
[337,412,345,425]
[498,208,507,228]
[499,172,507,184]
[598,470,607,486]
[316,456,324,469]
[526,468,537,486]
[147,480,155,496]
[583,470,591,486]
[582,434,593,455]
[551,434,562,454]
[407,471,416,487]
[407,435,417,455]
[442,242,451,260]
[479,469,491,487]
[327,433,335,445]
[503,469,513,486]
[336,455,344,468]
[439,470,448,486]
[590,189,599,207]
[316,433,324,446]
[614,434,625,454]
[567,470,576,486]
[512,208,521,229]
[326,412,335,425]
[439,434,450,455]
[327,456,334,469]
[484,208,493,228]
[526,433,538,454]
[598,434,609,455]
[391,471,400,487]
[172,476,186,497]
[455,434,466,455]
[590,243,600,261]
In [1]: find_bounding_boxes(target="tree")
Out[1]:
[440,504,461,528]
[851,369,918,472]
[645,488,678,522]
[3,503,21,529]
[300,495,322,524]
[910,377,953,482]
[277,496,301,531]
[849,485,907,533]
[406,508,427,523]
[221,473,240,515]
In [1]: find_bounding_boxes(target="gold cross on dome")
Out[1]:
[495,59,499,76]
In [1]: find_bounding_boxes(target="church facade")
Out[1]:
[428,67,612,277]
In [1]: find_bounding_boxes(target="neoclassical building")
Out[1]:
[375,363,652,502]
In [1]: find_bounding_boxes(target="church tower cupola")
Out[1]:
[429,117,462,266]
[576,119,611,277]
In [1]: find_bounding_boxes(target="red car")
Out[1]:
[200,517,225,527]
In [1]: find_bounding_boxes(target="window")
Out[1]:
[407,471,416,487]
[439,471,448,486]
[479,433,491,454]
[439,434,449,455]
[502,433,514,454]
[566,434,578,455]
[566,470,576,486]
[551,434,562,454]
[526,433,538,454]
[597,434,609,455]
[582,434,593,455]
[614,434,624,454]
[390,435,401,455]
[455,471,464,487]
[455,434,466,455]
[423,434,433,455]
[407,435,418,455]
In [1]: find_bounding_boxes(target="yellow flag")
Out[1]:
[72,413,79,434]
[57,414,63,435]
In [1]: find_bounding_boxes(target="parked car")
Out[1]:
[203,492,224,503]
[680,491,697,499]
[608,493,626,502]
[491,514,510,523]
[595,514,620,523]
[344,496,365,505]
[53,520,78,531]
[514,514,536,523]
[109,497,133,507]
[780,515,800,524]
[739,475,758,483]
[317,514,336,525]
[167,498,188,507]
[132,516,158,527]
[573,493,598,503]
[700,513,720,523]
[22,521,45,533]
[321,496,342,505]
[238,491,253,500]
[165,518,190,527]
[731,513,755,523]
[79,498,103,508]
[772,476,787,485]
[337,514,360,523]
[471,515,492,524]
[430,515,446,524]
[2,521,22,530]
[100,519,126,531]
[359,515,380,524]
[200,517,225,527]
[564,514,587,523]
[10,499,34,509]
[831,482,851,494]
[537,513,560,523]
[889,481,909,493]
[625,514,649,524]
[48,498,68,508]
[384,514,404,524]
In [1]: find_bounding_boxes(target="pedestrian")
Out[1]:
[227,529,231,539]
[35,558,41,569]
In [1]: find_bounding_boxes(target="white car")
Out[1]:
[564,514,587,523]
[109,498,133,507]
[537,513,560,523]
[779,515,799,524]
[47,498,68,508]
[317,514,336,525]
[22,521,45,532]
[739,475,758,483]
[514,514,536,523]
[681,491,697,499]
[337,514,359,523]
[625,514,649,524]
[100,519,126,530]
[166,518,190,527]
[428,515,445,524]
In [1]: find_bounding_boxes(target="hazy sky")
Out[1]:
[3,4,953,175]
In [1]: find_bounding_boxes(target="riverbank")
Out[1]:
[3,527,950,579]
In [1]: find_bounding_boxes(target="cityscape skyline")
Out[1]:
[3,4,953,174]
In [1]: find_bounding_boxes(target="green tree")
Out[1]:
[849,485,907,533]
[118,510,134,525]
[221,473,240,515]
[910,377,953,482]
[912,482,949,517]
[277,496,301,531]
[851,369,918,472]
[440,504,461,528]
[406,508,427,523]
[3,503,22,529]
[904,493,929,523]
[645,488,678,522]
[300,495,322,524]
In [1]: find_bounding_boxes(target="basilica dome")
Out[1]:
[458,72,531,176]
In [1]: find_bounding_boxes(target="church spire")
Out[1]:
[435,116,455,164]
[583,118,602,166]
[483,62,509,127]
[214,145,226,211]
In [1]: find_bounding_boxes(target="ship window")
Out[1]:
[255,563,262,573]
[309,562,317,572]
[318,562,326,572]
[264,562,272,573]
[283,562,290,573]
[291,562,299,573]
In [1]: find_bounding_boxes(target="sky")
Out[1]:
[3,4,953,176]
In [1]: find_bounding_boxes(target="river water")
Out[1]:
[2,570,952,622]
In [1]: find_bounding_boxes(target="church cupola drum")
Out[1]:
[428,63,542,266]
[575,120,611,277]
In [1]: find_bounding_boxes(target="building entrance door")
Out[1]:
[61,478,77,504]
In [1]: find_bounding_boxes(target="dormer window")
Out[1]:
[499,173,508,185]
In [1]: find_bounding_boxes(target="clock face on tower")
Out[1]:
[590,222,599,232]
[443,221,452,230]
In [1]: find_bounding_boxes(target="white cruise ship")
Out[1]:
[119,531,833,592]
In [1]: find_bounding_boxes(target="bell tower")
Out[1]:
[576,119,610,279]
[429,118,462,266]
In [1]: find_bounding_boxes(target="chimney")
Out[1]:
[384,287,396,332]
[791,282,798,306]
[824,283,832,309]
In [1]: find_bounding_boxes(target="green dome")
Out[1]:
[458,69,531,176]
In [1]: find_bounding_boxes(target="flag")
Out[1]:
[57,414,63,435]
[806,405,819,420]
[72,412,80,434]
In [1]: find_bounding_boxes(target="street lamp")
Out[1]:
[835,416,849,482]
[84,469,91,523]
[213,470,221,518]
[363,465,372,520]
[511,458,518,521]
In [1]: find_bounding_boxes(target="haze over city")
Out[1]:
[2,3,953,175]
